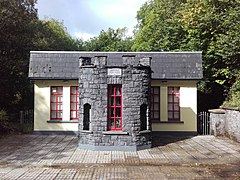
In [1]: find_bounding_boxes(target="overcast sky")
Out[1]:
[36,0,147,40]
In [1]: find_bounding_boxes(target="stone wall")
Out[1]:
[209,108,240,142]
[78,55,152,150]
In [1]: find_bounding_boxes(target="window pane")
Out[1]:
[58,111,62,118]
[116,108,121,117]
[116,97,121,106]
[154,112,159,119]
[51,112,56,118]
[154,96,159,102]
[110,87,114,95]
[168,96,173,102]
[174,96,179,102]
[71,111,77,118]
[51,95,56,102]
[71,103,75,110]
[116,87,121,95]
[51,104,56,110]
[174,112,179,119]
[110,108,114,117]
[174,87,179,93]
[71,87,77,94]
[154,103,159,110]
[174,104,179,110]
[58,87,63,94]
[58,104,62,110]
[71,95,76,102]
[168,104,173,110]
[51,87,57,94]
[110,118,114,128]
[168,88,173,94]
[168,112,173,119]
[151,113,153,119]
[116,118,121,128]
[58,96,62,102]
[154,88,159,94]
[110,97,114,106]
[151,88,154,94]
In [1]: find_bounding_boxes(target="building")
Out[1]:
[29,51,202,150]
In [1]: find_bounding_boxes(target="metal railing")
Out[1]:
[198,111,210,135]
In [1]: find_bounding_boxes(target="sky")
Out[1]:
[36,0,147,41]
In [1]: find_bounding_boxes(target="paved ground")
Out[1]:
[0,135,239,179]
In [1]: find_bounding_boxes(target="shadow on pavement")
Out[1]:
[152,135,191,147]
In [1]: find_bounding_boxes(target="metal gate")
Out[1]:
[198,111,210,135]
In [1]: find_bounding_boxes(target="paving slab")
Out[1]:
[0,135,239,179]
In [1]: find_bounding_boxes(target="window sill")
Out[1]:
[47,120,79,123]
[152,121,184,124]
[79,130,93,134]
[139,130,151,134]
[102,131,129,135]
[80,65,96,68]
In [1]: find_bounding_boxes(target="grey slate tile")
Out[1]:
[28,52,203,80]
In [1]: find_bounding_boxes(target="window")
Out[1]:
[82,57,92,66]
[151,87,160,120]
[168,87,180,121]
[83,103,91,130]
[140,104,147,130]
[70,86,79,120]
[50,86,63,120]
[108,84,122,130]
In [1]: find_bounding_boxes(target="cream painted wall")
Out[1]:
[34,79,197,133]
[151,80,197,132]
[34,80,78,132]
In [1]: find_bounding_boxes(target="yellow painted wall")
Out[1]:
[34,80,78,132]
[151,80,197,132]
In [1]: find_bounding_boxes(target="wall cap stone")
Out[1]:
[208,109,226,114]
[221,107,240,111]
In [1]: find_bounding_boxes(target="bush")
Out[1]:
[223,73,240,108]
[0,109,10,133]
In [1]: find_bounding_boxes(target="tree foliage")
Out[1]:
[133,0,186,51]
[222,72,240,108]
[0,0,38,110]
[0,0,81,111]
[133,0,240,108]
[34,18,83,51]
[83,28,133,51]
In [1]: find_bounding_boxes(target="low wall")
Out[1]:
[209,108,240,142]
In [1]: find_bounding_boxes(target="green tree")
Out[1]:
[0,0,82,113]
[83,28,133,51]
[0,0,38,110]
[133,0,240,109]
[132,0,186,51]
[34,18,83,51]
[178,0,240,87]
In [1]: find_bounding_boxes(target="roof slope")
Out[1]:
[28,51,203,80]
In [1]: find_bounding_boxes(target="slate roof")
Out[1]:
[28,51,203,80]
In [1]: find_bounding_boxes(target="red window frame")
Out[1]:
[108,84,122,130]
[50,86,63,120]
[70,86,79,120]
[151,87,160,121]
[168,87,180,121]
